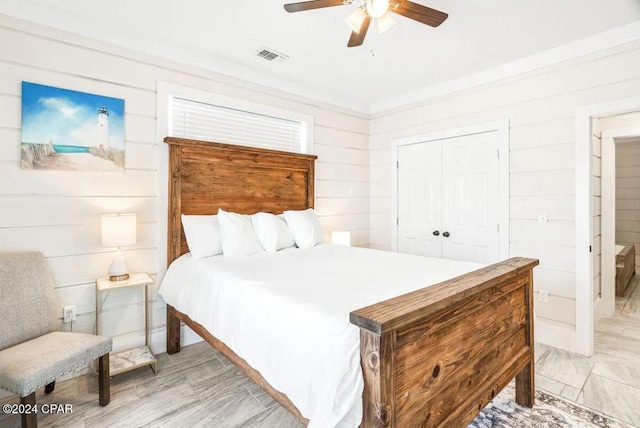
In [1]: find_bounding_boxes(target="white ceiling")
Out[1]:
[2,0,640,113]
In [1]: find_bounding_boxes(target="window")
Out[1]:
[156,82,314,278]
[170,96,309,154]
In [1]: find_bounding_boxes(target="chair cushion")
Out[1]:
[0,332,112,396]
[0,252,59,350]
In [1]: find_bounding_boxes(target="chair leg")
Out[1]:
[20,393,37,428]
[98,353,110,406]
[44,381,55,394]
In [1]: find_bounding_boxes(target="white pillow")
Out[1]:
[217,209,264,257]
[181,214,222,259]
[252,212,296,253]
[283,208,324,249]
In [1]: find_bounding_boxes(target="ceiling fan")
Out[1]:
[283,0,448,48]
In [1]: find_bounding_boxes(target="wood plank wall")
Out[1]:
[0,14,369,395]
[593,126,603,302]
[616,141,640,274]
[598,112,640,275]
[369,40,640,352]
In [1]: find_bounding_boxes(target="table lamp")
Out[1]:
[101,213,137,281]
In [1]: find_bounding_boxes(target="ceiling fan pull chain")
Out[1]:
[370,32,376,56]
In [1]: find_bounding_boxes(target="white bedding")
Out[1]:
[159,244,484,427]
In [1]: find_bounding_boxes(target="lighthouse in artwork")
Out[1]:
[97,106,110,150]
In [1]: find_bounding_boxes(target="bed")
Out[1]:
[616,244,635,297]
[162,137,539,427]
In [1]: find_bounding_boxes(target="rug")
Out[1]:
[469,384,633,428]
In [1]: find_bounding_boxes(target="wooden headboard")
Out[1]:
[165,137,317,265]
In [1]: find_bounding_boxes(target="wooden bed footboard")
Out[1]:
[350,257,539,427]
[167,257,537,427]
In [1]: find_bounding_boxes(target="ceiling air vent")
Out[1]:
[256,47,289,62]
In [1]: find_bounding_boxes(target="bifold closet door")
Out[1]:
[397,140,443,257]
[441,132,500,264]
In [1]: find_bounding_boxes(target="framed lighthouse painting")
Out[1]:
[20,82,125,171]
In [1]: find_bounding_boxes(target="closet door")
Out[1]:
[397,141,443,257]
[441,132,500,264]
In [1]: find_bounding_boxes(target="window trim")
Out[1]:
[163,82,313,154]
[156,82,314,284]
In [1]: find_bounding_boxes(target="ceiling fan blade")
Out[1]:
[284,0,345,13]
[390,0,448,27]
[347,16,371,47]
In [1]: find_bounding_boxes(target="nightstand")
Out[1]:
[95,272,156,376]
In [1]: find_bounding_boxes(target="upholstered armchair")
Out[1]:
[0,252,112,428]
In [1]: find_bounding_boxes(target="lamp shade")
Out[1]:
[331,231,351,246]
[377,12,397,34]
[345,7,368,33]
[101,213,137,247]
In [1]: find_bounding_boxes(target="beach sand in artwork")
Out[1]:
[32,152,123,172]
[20,82,126,171]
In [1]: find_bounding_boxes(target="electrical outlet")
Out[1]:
[537,213,549,224]
[63,305,76,323]
[539,289,549,303]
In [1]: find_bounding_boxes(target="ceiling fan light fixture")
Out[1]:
[345,7,368,33]
[377,12,396,34]
[365,0,389,19]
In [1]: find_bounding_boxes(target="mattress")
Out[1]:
[158,244,484,427]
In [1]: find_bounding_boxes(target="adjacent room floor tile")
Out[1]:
[531,275,640,426]
[589,355,640,389]
[579,373,640,426]
[558,385,581,402]
[535,347,592,390]
[534,373,566,395]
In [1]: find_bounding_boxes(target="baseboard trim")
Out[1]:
[536,317,576,353]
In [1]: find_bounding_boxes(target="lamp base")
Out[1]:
[108,250,130,282]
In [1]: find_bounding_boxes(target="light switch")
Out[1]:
[537,214,549,224]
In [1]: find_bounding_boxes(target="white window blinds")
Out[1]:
[171,97,305,153]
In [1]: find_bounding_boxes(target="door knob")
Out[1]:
[443,231,450,237]
[433,230,440,236]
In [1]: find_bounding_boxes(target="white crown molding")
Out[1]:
[368,20,640,115]
[2,0,640,116]
[0,0,370,113]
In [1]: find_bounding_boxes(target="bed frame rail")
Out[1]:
[350,257,538,427]
[167,305,310,425]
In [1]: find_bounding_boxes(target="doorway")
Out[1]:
[597,119,640,321]
[391,120,510,264]
[576,98,640,356]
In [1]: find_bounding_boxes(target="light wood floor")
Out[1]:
[0,342,303,428]
[3,278,640,427]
